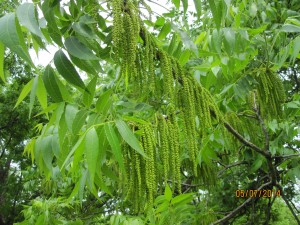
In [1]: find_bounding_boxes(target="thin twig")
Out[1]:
[253,91,269,151]
[146,0,170,12]
[218,161,248,176]
[223,122,271,158]
[276,184,300,224]
[276,153,300,159]
[211,182,272,225]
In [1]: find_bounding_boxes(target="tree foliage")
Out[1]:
[0,0,300,224]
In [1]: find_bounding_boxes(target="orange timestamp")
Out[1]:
[235,189,281,198]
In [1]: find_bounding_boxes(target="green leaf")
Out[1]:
[0,42,5,82]
[155,17,165,28]
[56,75,73,102]
[72,22,96,39]
[104,123,125,172]
[85,127,99,184]
[286,101,300,109]
[223,28,235,55]
[281,24,300,33]
[164,184,172,201]
[14,79,34,108]
[168,33,177,54]
[249,3,257,17]
[83,77,97,107]
[193,0,201,19]
[208,0,222,29]
[172,0,180,9]
[173,41,183,58]
[78,169,88,202]
[291,36,300,63]
[16,3,44,38]
[156,201,169,213]
[54,50,86,90]
[171,193,193,206]
[65,104,78,133]
[36,77,48,110]
[41,0,62,46]
[158,22,171,40]
[71,134,86,173]
[268,119,278,132]
[41,136,53,172]
[72,109,88,135]
[181,0,188,14]
[42,65,63,102]
[212,29,222,56]
[0,13,33,66]
[172,25,198,56]
[35,103,58,117]
[65,36,99,60]
[179,49,190,65]
[251,158,263,172]
[61,135,85,170]
[96,89,112,115]
[29,76,38,117]
[69,54,98,75]
[115,119,146,158]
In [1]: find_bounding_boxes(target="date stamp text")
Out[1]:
[235,189,281,198]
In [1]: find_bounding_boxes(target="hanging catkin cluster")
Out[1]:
[124,143,145,212]
[180,75,222,175]
[223,112,244,152]
[141,123,156,207]
[158,110,182,193]
[112,0,222,209]
[134,28,157,95]
[255,70,285,119]
[112,0,140,82]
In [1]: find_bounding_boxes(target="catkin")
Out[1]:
[256,70,285,119]
[141,124,156,207]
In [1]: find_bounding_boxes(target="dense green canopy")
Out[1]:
[0,0,299,224]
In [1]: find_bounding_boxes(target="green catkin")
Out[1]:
[169,108,182,193]
[261,73,271,103]
[110,0,226,211]
[124,13,136,74]
[112,0,123,56]
[144,29,150,70]
[256,70,285,119]
[142,124,155,207]
[167,119,176,188]
[194,84,203,129]
[224,112,243,152]
[135,49,142,91]
[125,155,134,202]
[133,150,142,203]
[149,43,156,93]
[159,50,173,99]
[159,116,169,185]
[202,87,212,128]
[181,76,198,175]
[126,145,144,212]
[123,144,130,196]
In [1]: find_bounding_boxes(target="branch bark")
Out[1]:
[223,122,271,158]
[211,182,272,225]
[218,161,248,176]
[252,91,269,152]
[276,184,300,225]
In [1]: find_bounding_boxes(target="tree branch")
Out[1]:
[252,91,269,151]
[276,183,300,224]
[276,153,300,159]
[218,161,248,176]
[223,122,271,158]
[211,182,272,225]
